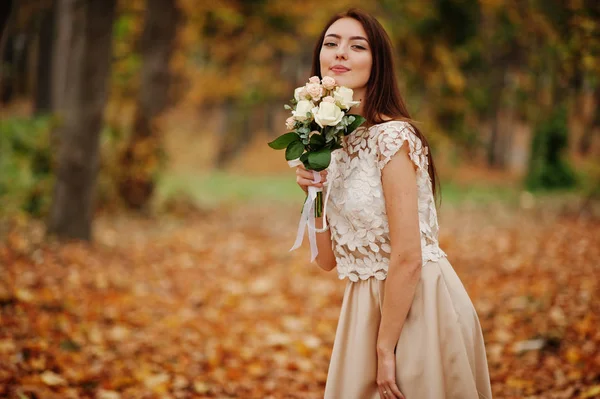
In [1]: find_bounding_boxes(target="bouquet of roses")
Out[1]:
[268,76,365,261]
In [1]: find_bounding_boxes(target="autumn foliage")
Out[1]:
[1,202,599,398]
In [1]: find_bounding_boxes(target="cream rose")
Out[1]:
[294,86,309,101]
[308,76,320,84]
[292,100,314,121]
[312,102,344,128]
[321,76,336,90]
[334,86,361,110]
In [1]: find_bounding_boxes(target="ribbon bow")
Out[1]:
[288,160,333,262]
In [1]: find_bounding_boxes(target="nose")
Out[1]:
[335,43,348,60]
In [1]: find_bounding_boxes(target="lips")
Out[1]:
[330,65,350,73]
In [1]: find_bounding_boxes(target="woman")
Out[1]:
[294,9,493,399]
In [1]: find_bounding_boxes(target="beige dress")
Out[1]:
[322,121,492,399]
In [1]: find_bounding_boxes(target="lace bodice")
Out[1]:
[324,120,446,282]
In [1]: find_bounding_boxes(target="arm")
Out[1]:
[295,165,337,272]
[314,216,337,271]
[376,142,422,354]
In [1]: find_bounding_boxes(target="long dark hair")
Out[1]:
[310,8,441,203]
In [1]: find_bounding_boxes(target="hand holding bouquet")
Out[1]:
[268,76,366,261]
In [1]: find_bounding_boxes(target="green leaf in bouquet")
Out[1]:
[299,152,310,169]
[308,148,331,171]
[325,128,336,142]
[268,132,299,150]
[346,114,366,134]
[284,104,292,110]
[285,140,305,161]
[330,141,344,150]
[298,126,310,134]
[309,134,326,150]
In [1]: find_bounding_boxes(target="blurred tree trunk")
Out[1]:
[51,0,73,114]
[214,99,252,168]
[0,0,12,46]
[118,0,179,209]
[34,4,54,113]
[0,0,14,103]
[47,0,116,240]
[579,86,600,155]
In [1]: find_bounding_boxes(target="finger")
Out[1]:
[299,171,325,184]
[388,383,404,398]
[377,386,385,399]
[381,385,393,399]
[296,176,323,188]
[297,169,318,180]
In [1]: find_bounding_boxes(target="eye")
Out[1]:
[352,45,366,50]
[323,42,337,47]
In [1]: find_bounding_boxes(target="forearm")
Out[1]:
[314,216,337,271]
[377,258,421,353]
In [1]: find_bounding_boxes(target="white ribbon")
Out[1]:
[289,163,333,262]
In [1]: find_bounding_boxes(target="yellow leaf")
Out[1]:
[506,376,533,389]
[193,381,210,394]
[40,370,66,386]
[15,289,35,303]
[97,390,121,399]
[582,385,600,398]
[566,347,581,364]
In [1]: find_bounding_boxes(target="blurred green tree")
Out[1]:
[526,105,577,190]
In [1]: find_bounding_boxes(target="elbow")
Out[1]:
[317,259,337,272]
[388,254,422,277]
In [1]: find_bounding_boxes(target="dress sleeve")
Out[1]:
[376,121,429,172]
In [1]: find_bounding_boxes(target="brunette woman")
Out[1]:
[294,9,493,399]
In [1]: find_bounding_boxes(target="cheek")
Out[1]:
[358,56,372,83]
[319,50,329,73]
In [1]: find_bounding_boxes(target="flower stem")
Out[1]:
[315,191,323,218]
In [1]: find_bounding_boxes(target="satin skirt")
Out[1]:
[324,257,493,399]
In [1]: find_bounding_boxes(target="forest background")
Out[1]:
[0,0,599,398]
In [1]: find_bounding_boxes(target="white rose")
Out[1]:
[292,100,314,121]
[294,86,309,101]
[334,86,361,110]
[312,102,344,128]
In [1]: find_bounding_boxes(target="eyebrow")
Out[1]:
[324,33,369,42]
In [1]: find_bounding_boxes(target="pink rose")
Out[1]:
[322,96,335,103]
[306,83,323,101]
[308,76,320,84]
[286,117,295,130]
[321,76,336,90]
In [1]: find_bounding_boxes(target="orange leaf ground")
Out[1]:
[1,202,598,398]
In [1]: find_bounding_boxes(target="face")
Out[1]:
[319,18,372,94]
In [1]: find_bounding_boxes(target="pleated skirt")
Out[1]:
[324,257,493,399]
